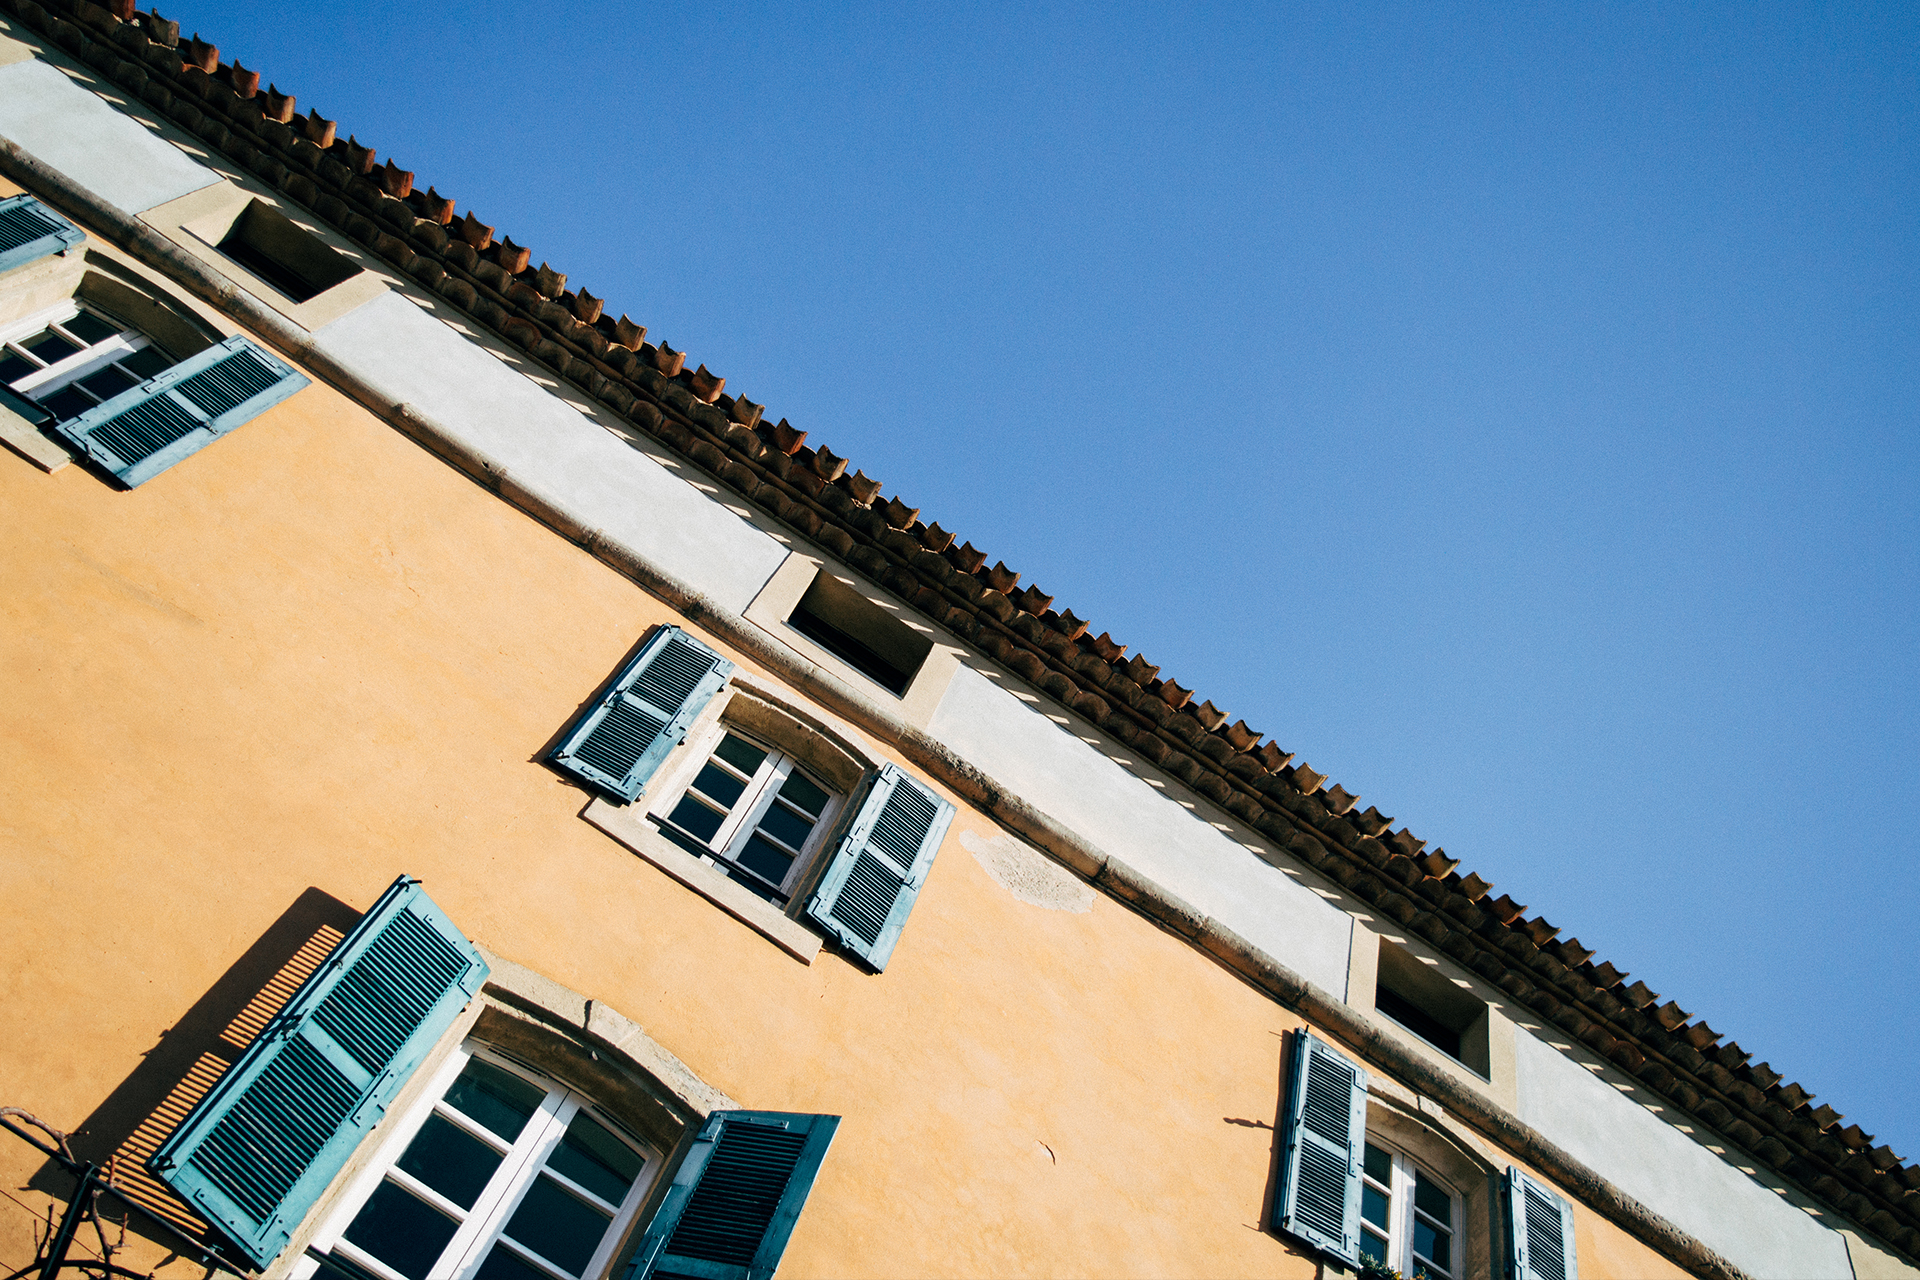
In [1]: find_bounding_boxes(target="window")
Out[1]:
[0,302,174,422]
[651,726,843,906]
[1373,939,1492,1077]
[1359,1141,1463,1280]
[214,198,363,303]
[786,570,932,696]
[300,1044,661,1280]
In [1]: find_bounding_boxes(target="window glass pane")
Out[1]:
[1413,1166,1451,1224]
[1361,1181,1389,1230]
[545,1112,642,1206]
[1358,1226,1388,1264]
[756,801,813,851]
[21,329,79,364]
[442,1059,545,1144]
[118,346,173,379]
[472,1246,551,1280]
[713,733,766,777]
[36,385,97,421]
[500,1175,611,1277]
[395,1113,504,1210]
[737,834,794,887]
[1363,1142,1391,1185]
[0,352,38,385]
[61,312,120,345]
[342,1181,459,1280]
[666,794,726,843]
[690,761,747,810]
[77,364,137,402]
[777,770,828,817]
[1414,1214,1452,1273]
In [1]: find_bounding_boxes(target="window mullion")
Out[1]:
[432,1089,571,1280]
[714,751,787,857]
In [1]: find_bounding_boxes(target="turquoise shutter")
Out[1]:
[1506,1167,1579,1280]
[151,876,489,1268]
[1274,1031,1368,1263]
[0,194,85,273]
[628,1110,839,1280]
[50,335,308,487]
[803,764,954,972]
[549,625,733,801]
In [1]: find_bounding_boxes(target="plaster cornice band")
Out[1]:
[0,136,1748,1280]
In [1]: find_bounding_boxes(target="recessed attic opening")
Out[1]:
[787,571,932,697]
[215,199,361,303]
[1375,939,1491,1077]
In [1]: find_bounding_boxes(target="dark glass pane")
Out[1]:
[689,761,746,810]
[1363,1143,1391,1185]
[545,1112,641,1206]
[736,834,794,887]
[341,1181,458,1280]
[1361,1182,1389,1230]
[472,1245,551,1280]
[713,733,766,776]
[60,312,120,345]
[77,364,137,401]
[756,801,813,852]
[118,346,173,379]
[501,1175,611,1277]
[21,329,79,364]
[36,386,97,421]
[1414,1166,1451,1223]
[0,352,39,385]
[1414,1215,1452,1273]
[396,1113,503,1210]
[1358,1226,1388,1265]
[777,770,828,817]
[443,1059,544,1143]
[667,794,725,843]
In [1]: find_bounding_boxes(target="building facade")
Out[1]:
[0,4,1915,1279]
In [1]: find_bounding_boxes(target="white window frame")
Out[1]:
[1360,1138,1466,1280]
[645,716,845,904]
[0,300,163,405]
[294,1041,663,1280]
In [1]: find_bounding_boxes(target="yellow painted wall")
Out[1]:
[0,302,1679,1278]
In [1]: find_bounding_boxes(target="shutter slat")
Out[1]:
[152,877,487,1268]
[1274,1031,1369,1264]
[803,766,955,971]
[629,1112,839,1280]
[550,627,733,802]
[1506,1167,1580,1280]
[51,335,309,487]
[0,194,85,274]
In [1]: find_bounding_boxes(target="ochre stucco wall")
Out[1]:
[0,314,1680,1278]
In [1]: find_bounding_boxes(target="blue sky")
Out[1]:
[182,2,1917,1153]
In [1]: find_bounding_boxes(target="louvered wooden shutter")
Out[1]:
[1506,1167,1579,1280]
[50,335,308,487]
[0,194,84,273]
[803,764,954,972]
[1274,1030,1369,1263]
[151,876,489,1268]
[549,625,734,802]
[628,1110,838,1280]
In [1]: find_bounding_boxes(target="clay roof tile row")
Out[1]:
[21,0,1917,1263]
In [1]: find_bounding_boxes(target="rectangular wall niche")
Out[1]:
[1375,939,1492,1078]
[215,199,362,303]
[788,570,932,696]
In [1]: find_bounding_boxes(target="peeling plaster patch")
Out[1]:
[960,830,1093,914]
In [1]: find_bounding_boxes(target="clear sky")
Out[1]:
[179,2,1918,1154]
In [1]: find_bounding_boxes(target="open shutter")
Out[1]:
[1506,1167,1579,1280]
[151,876,489,1268]
[803,764,953,972]
[628,1111,838,1280]
[0,194,85,273]
[50,335,308,487]
[1274,1030,1369,1263]
[550,625,733,801]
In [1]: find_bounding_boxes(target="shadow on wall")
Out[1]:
[27,888,363,1258]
